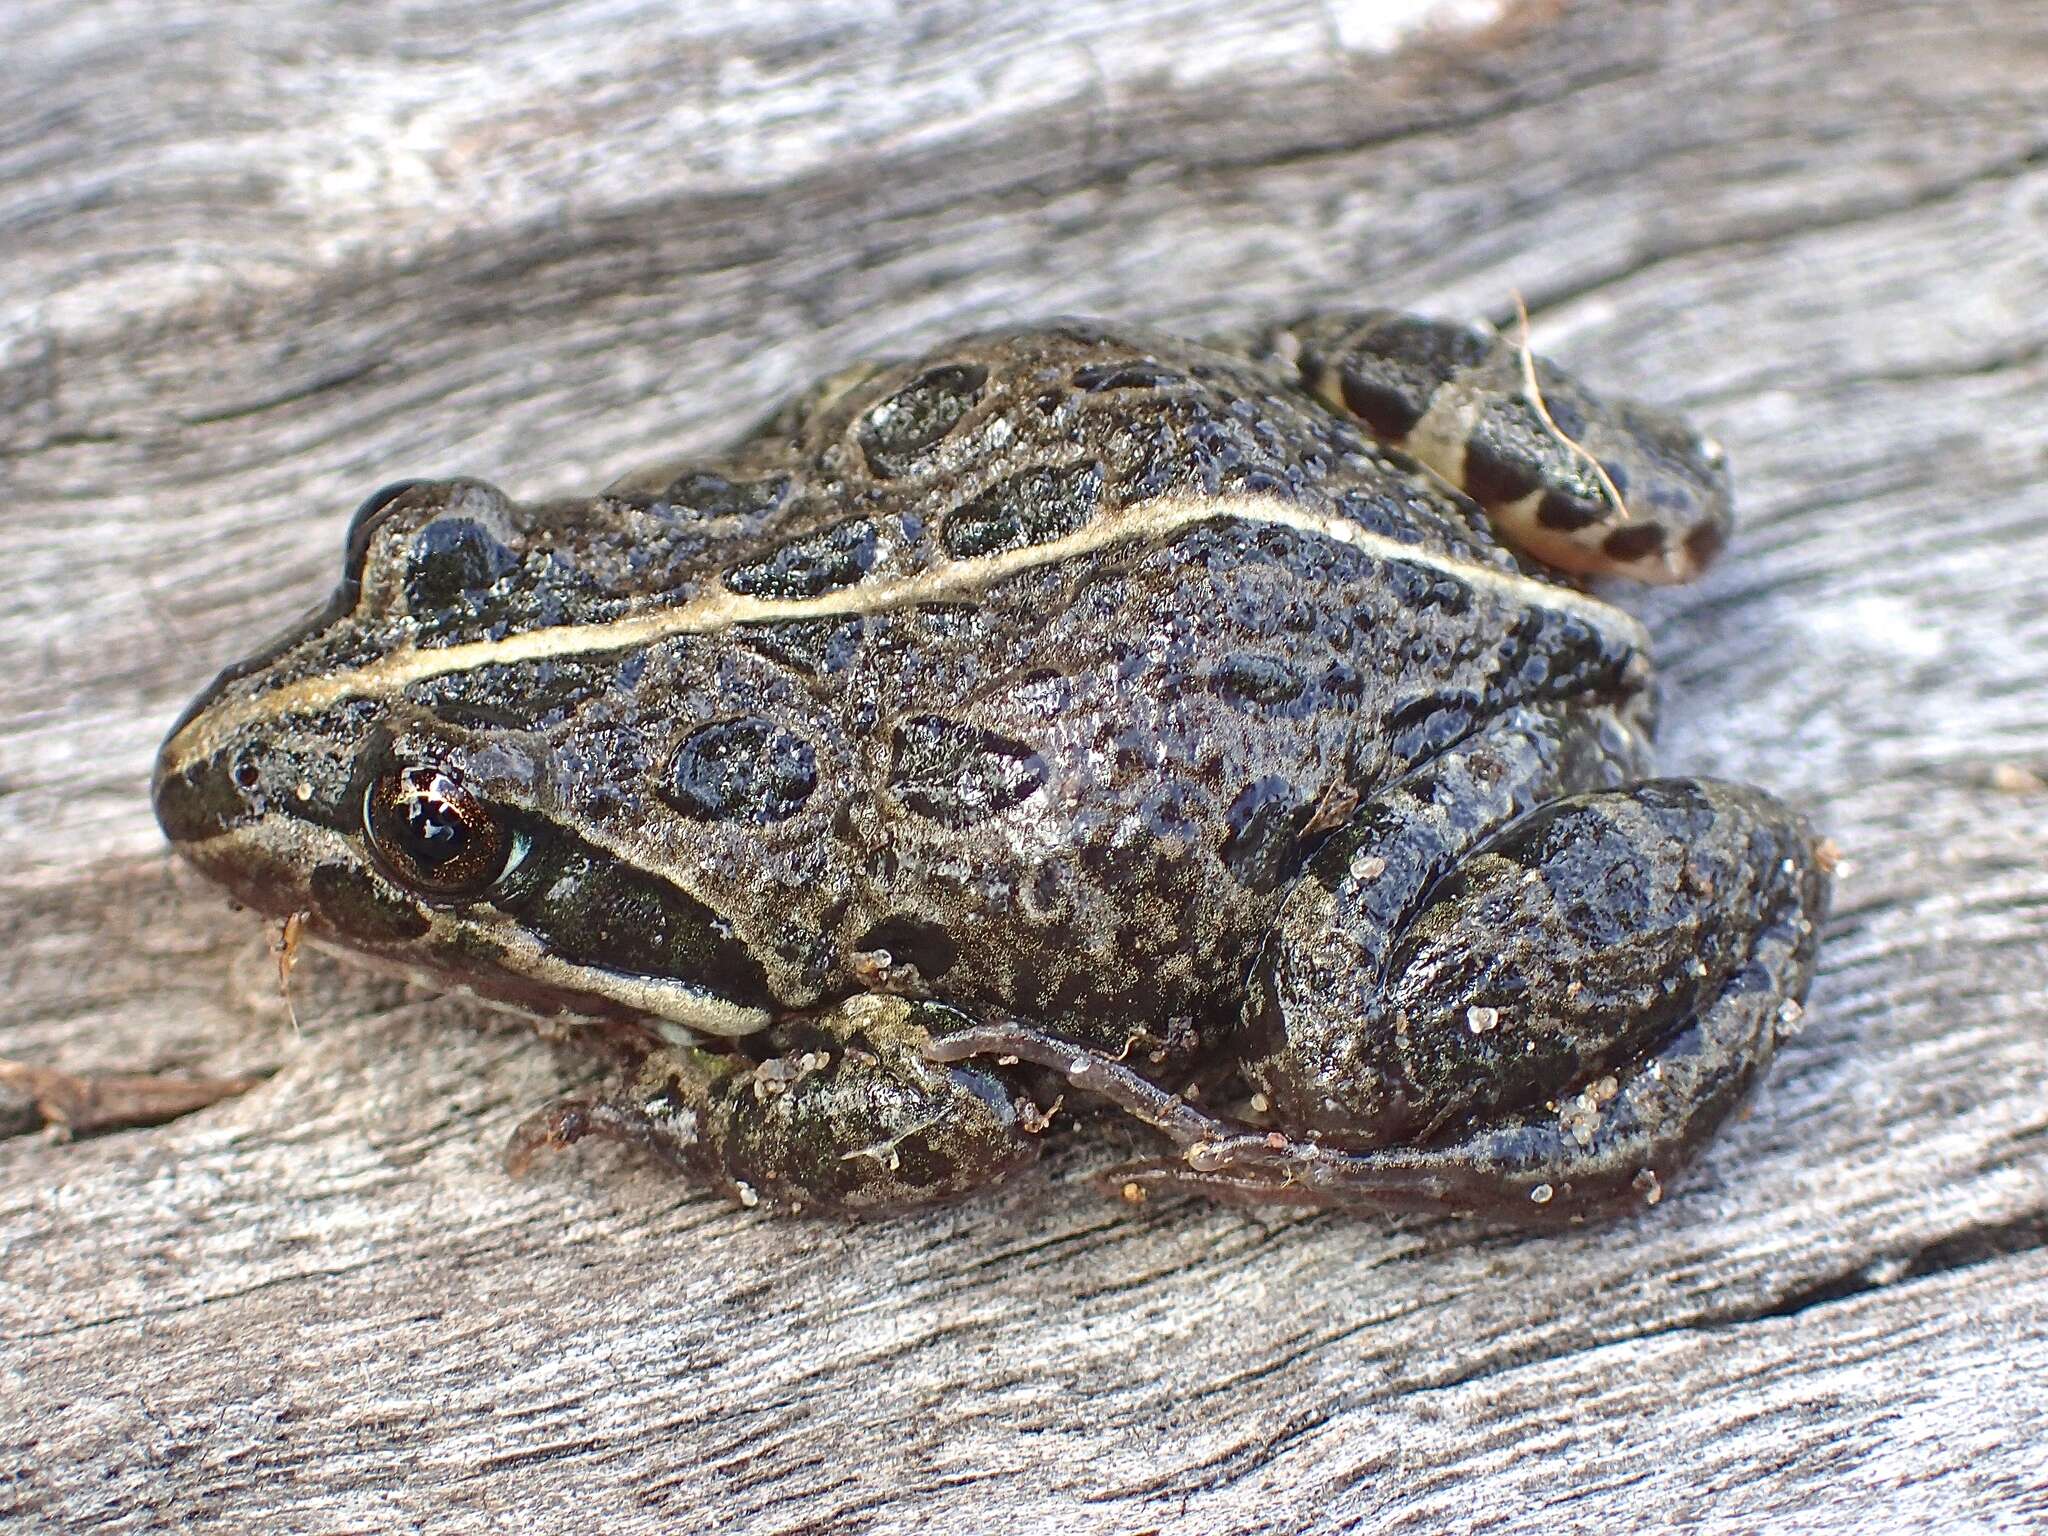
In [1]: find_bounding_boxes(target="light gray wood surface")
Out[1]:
[4,1,2045,1530]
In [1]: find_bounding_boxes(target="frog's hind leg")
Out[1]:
[1273,309,1734,585]
[936,775,1829,1226]
[1232,776,1830,1222]
[927,702,1643,1218]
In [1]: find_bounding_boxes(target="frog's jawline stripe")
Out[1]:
[210,824,773,1035]
[168,490,1646,763]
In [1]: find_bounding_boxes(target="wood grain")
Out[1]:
[4,1,2045,1530]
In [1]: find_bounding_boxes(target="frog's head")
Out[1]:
[152,478,781,1038]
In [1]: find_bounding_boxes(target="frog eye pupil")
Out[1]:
[406,796,467,863]
[363,763,510,902]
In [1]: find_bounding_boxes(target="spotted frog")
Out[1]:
[154,311,1829,1221]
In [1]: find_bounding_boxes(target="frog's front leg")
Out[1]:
[511,997,1050,1217]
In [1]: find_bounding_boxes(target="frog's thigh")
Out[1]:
[923,703,1643,1161]
[510,998,1045,1217]
[1276,308,1735,584]
[1239,701,1648,1131]
[1247,777,1828,1220]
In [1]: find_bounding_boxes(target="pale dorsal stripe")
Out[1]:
[166,491,1644,766]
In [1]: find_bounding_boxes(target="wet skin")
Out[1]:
[155,311,1829,1221]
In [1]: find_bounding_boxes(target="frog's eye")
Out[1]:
[362,764,519,903]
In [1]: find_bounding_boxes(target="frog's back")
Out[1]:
[583,323,1653,1044]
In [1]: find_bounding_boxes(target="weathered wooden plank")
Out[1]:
[3,0,2045,1531]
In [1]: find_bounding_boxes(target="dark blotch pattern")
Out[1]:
[1458,441,1543,509]
[1601,524,1669,563]
[1536,486,1606,531]
[723,517,878,599]
[942,462,1103,558]
[1339,370,1427,440]
[888,715,1047,827]
[659,471,790,521]
[1683,521,1729,570]
[663,718,818,824]
[857,363,988,476]
[490,826,774,1006]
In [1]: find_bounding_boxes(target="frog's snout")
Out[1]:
[152,681,265,854]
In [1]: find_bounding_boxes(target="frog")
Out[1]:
[152,308,1831,1223]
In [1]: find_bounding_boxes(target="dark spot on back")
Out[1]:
[857,363,989,477]
[888,716,1047,827]
[942,462,1103,558]
[724,517,878,599]
[662,719,818,824]
[1602,524,1669,563]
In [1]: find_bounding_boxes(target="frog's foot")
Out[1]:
[1071,955,1797,1226]
[918,1024,1608,1223]
[508,997,1048,1217]
[920,1023,1321,1207]
[1275,309,1734,584]
[1234,776,1830,1222]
